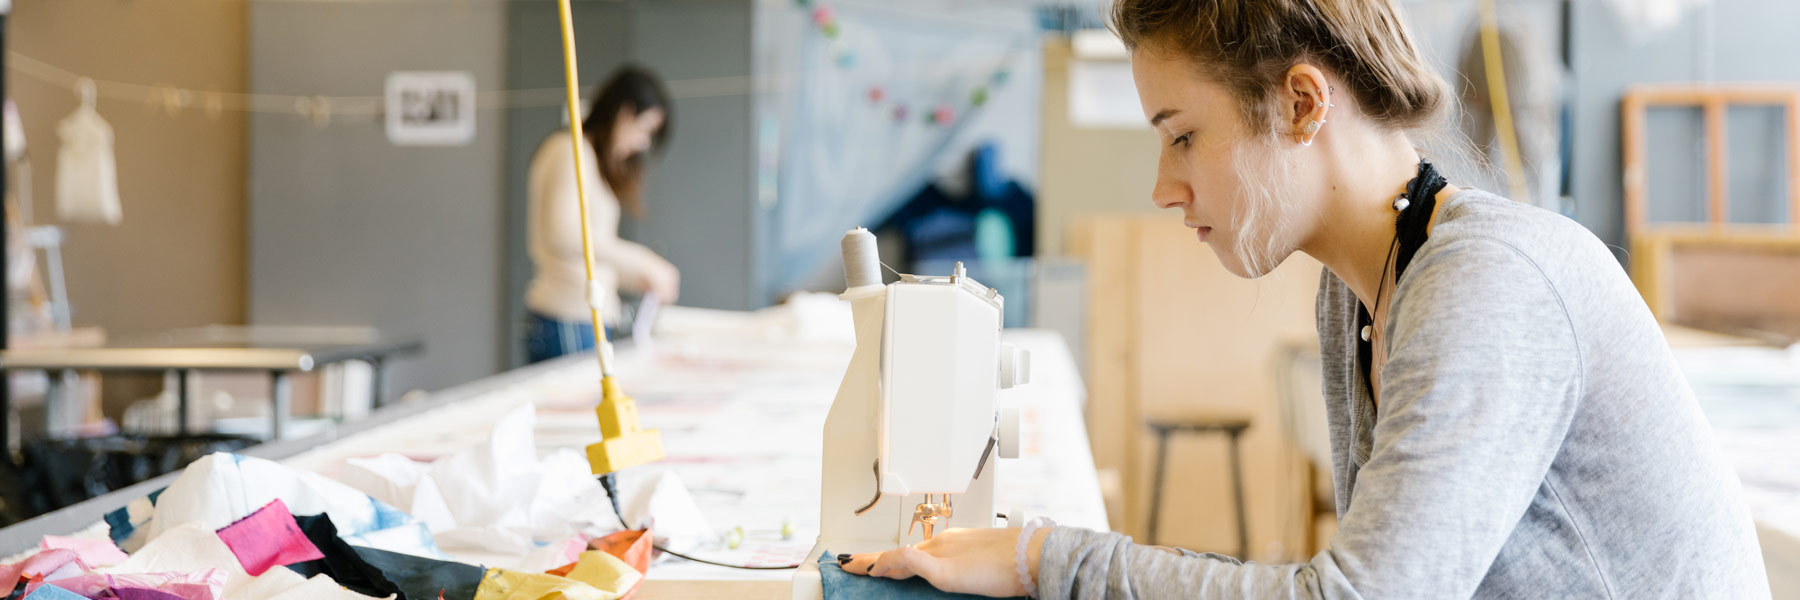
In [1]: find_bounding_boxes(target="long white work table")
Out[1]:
[274,304,1110,599]
[1664,326,1800,600]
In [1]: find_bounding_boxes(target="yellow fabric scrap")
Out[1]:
[474,550,642,600]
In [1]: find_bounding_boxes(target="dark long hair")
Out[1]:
[582,65,672,218]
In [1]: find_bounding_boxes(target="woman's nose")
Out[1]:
[1151,167,1190,210]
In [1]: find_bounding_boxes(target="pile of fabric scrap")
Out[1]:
[3,451,653,600]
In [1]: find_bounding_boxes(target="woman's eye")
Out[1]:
[1169,133,1192,147]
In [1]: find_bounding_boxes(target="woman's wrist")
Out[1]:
[1026,526,1052,588]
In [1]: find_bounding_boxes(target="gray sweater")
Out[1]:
[1039,189,1770,599]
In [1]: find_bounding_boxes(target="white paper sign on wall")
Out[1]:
[385,71,476,146]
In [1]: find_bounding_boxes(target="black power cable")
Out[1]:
[596,473,802,571]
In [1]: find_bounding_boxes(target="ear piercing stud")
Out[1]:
[1301,118,1325,146]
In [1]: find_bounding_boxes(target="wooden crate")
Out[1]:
[1622,84,1800,341]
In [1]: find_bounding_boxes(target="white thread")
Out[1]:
[841,228,882,289]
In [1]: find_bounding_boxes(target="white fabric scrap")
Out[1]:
[1603,0,1714,37]
[130,453,441,561]
[55,102,122,225]
[338,404,614,554]
[622,470,713,554]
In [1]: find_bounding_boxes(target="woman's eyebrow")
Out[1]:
[1150,108,1182,127]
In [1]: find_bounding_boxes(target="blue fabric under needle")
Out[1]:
[818,549,1026,600]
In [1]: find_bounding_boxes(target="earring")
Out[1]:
[1301,119,1324,146]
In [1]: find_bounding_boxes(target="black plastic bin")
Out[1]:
[0,434,258,527]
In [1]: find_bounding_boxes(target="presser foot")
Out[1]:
[908,493,955,540]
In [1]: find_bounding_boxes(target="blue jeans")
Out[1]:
[524,312,626,364]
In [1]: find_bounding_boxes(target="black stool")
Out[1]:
[1144,416,1252,558]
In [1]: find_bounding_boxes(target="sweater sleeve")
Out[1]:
[1037,237,1583,599]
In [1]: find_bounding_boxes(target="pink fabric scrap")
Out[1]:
[30,569,227,600]
[554,535,589,568]
[0,549,83,587]
[214,498,325,576]
[115,588,190,600]
[40,535,129,568]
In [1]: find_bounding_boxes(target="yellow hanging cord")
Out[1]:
[556,0,664,476]
[554,0,610,367]
[1478,0,1531,203]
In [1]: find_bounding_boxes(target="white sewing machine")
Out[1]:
[793,228,1030,600]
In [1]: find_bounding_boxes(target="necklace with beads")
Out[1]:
[1358,159,1448,390]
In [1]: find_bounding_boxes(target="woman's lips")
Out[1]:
[1196,226,1212,242]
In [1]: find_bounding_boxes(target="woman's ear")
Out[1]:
[1284,64,1332,146]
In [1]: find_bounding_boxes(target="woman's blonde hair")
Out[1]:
[1109,0,1451,137]
[1110,0,1456,276]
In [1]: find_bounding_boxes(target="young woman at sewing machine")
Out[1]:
[841,0,1770,597]
[523,65,681,364]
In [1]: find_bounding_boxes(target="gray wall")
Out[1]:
[248,1,509,393]
[502,0,755,368]
[1569,0,1798,247]
[627,1,757,314]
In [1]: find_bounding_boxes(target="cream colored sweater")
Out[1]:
[525,131,675,324]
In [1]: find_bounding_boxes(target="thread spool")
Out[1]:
[841,227,881,289]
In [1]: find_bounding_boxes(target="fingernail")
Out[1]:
[836,553,851,565]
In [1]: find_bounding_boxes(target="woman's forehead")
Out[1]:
[636,107,666,130]
[1131,49,1237,126]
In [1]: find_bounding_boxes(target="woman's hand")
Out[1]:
[639,263,680,305]
[840,526,1051,598]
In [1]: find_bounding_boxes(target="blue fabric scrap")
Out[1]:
[21,583,88,600]
[817,549,1025,600]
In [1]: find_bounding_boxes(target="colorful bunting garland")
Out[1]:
[802,1,1017,128]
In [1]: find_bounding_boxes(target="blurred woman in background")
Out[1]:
[524,65,680,363]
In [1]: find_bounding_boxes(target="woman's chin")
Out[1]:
[1207,243,1280,280]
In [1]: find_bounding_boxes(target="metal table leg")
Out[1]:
[174,369,190,436]
[369,357,387,409]
[1,371,10,461]
[42,370,61,439]
[1147,426,1171,546]
[270,370,290,441]
[1227,428,1249,560]
[61,370,79,436]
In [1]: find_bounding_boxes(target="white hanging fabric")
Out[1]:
[1604,0,1714,37]
[56,78,122,225]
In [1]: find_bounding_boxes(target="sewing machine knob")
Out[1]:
[999,407,1020,459]
[999,344,1031,389]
